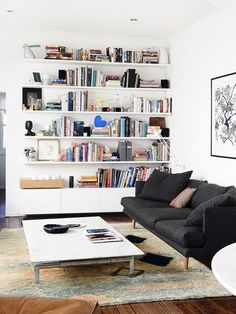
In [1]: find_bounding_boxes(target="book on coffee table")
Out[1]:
[84,228,123,243]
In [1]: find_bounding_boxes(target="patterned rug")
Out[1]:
[0,223,231,306]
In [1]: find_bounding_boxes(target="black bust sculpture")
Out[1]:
[25,120,35,136]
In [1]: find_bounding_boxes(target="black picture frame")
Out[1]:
[22,87,42,110]
[33,72,42,83]
[211,72,236,159]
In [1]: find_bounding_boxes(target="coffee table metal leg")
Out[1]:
[34,265,40,284]
[129,257,135,275]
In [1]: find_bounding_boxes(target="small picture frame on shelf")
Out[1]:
[22,87,42,110]
[37,139,60,161]
[33,72,42,84]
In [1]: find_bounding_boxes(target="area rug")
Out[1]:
[0,223,231,306]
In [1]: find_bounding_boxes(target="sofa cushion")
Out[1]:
[185,194,236,227]
[121,196,170,211]
[187,179,207,188]
[189,182,231,209]
[140,170,193,202]
[226,186,236,197]
[155,220,204,248]
[170,187,197,208]
[124,205,192,229]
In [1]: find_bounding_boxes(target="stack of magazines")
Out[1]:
[84,228,123,243]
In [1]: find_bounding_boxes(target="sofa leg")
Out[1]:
[184,257,189,270]
[132,219,136,229]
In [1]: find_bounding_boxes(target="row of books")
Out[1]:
[78,176,98,188]
[121,69,140,88]
[133,142,170,162]
[50,117,84,137]
[61,142,118,162]
[110,117,147,137]
[132,96,172,113]
[97,166,155,188]
[47,46,162,64]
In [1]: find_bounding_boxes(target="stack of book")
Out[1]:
[45,45,66,59]
[142,49,159,64]
[88,49,102,61]
[147,126,161,138]
[105,76,121,87]
[97,166,155,188]
[133,151,148,161]
[84,228,122,243]
[139,80,161,88]
[52,79,67,86]
[45,102,62,111]
[132,96,172,113]
[78,176,98,188]
[92,127,111,137]
[121,69,140,88]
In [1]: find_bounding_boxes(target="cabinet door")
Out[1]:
[61,188,99,213]
[99,188,135,212]
[19,189,61,214]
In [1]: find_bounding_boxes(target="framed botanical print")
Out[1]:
[211,72,236,159]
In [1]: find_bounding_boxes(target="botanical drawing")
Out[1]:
[214,83,236,145]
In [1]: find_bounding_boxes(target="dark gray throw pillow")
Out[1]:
[189,182,231,209]
[185,194,236,227]
[140,170,193,202]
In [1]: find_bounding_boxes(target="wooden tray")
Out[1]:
[20,179,64,189]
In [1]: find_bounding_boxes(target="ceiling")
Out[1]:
[0,0,218,39]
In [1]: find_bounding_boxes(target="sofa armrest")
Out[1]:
[135,181,146,197]
[203,206,236,251]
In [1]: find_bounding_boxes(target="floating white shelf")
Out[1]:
[24,136,171,140]
[22,85,171,92]
[21,110,171,116]
[24,58,170,68]
[25,161,170,165]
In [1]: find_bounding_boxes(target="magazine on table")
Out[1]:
[84,228,123,243]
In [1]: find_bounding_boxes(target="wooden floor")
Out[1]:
[1,214,236,313]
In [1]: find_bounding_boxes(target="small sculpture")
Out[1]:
[23,43,40,59]
[25,120,35,136]
[24,147,37,161]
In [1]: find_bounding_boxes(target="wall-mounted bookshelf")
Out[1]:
[21,49,171,214]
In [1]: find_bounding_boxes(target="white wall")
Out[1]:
[170,10,236,186]
[0,28,168,216]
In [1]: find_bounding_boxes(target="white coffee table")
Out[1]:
[212,243,236,295]
[23,216,143,283]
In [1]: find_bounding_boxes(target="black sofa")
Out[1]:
[121,170,236,269]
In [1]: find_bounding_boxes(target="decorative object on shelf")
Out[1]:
[25,120,35,136]
[42,73,50,85]
[161,128,170,138]
[22,87,42,110]
[38,139,60,161]
[20,178,64,189]
[149,117,166,128]
[211,72,236,159]
[32,72,42,84]
[94,115,107,128]
[83,126,91,137]
[159,48,169,64]
[24,146,37,161]
[69,176,74,188]
[23,43,40,59]
[161,79,169,88]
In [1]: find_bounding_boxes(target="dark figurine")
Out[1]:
[25,120,35,136]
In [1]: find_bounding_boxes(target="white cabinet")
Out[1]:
[19,187,135,215]
[19,189,61,214]
[61,188,99,213]
[99,188,135,212]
